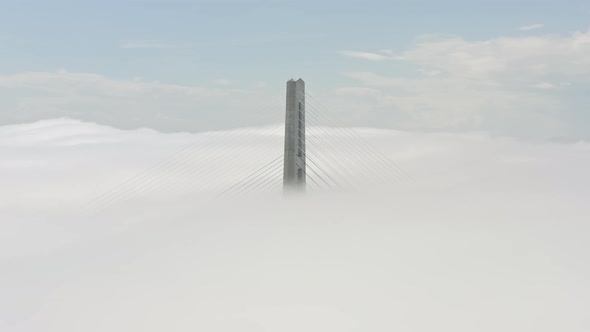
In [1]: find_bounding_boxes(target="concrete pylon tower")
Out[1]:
[283,78,306,192]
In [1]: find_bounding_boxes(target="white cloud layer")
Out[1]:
[0,27,589,163]
[519,23,544,31]
[3,26,590,140]
[339,50,398,61]
[0,70,283,132]
[336,27,590,139]
[398,29,590,79]
[1,119,589,331]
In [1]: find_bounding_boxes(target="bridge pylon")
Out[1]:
[283,78,306,193]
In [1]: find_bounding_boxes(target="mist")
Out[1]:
[1,119,589,331]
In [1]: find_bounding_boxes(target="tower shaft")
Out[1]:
[283,79,306,192]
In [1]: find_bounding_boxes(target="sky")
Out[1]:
[1,0,590,138]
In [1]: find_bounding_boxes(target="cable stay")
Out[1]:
[302,91,415,183]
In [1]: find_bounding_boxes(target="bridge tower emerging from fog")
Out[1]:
[283,78,306,192]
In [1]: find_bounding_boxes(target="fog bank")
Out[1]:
[1,119,589,331]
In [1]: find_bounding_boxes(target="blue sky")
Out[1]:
[1,0,588,84]
[1,0,590,138]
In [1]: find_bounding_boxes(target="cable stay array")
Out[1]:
[217,155,284,198]
[217,91,414,196]
[302,91,414,185]
[82,86,414,214]
[84,97,286,213]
